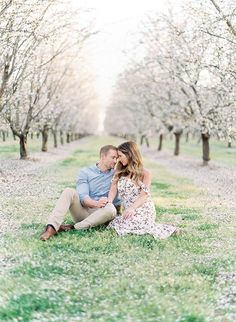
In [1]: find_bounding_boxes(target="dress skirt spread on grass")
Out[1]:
[107,176,177,239]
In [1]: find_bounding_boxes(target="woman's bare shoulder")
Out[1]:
[142,168,151,179]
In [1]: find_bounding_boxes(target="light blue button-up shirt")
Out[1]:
[76,164,120,205]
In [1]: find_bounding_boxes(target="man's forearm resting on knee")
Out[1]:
[82,196,108,208]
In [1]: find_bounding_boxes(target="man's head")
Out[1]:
[99,145,118,170]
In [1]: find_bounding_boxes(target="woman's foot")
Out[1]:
[173,228,182,236]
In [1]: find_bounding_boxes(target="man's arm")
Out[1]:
[83,196,108,208]
[76,169,108,208]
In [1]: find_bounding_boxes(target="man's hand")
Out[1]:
[123,206,135,220]
[96,197,109,208]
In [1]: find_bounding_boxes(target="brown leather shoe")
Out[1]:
[58,224,75,233]
[40,225,57,241]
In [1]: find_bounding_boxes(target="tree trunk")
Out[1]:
[228,141,232,148]
[19,134,28,159]
[158,134,163,151]
[185,132,189,143]
[2,131,6,142]
[41,124,50,152]
[60,130,64,145]
[174,131,182,156]
[36,132,40,139]
[30,132,34,139]
[52,130,58,148]
[201,133,210,165]
[145,136,149,147]
[66,132,70,143]
[140,135,145,145]
[140,135,144,145]
[10,128,17,141]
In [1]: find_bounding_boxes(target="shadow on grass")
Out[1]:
[11,263,65,279]
[178,313,205,322]
[0,292,61,322]
[192,258,230,283]
[155,205,200,220]
[173,235,208,254]
[151,181,171,190]
[127,234,166,250]
[196,223,219,231]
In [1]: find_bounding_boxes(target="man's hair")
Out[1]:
[100,145,117,156]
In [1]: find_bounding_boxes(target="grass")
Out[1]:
[149,136,236,167]
[0,135,235,321]
[1,134,236,167]
[0,135,57,160]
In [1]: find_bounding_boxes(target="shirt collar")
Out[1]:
[95,163,112,174]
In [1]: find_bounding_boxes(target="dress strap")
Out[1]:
[140,182,150,194]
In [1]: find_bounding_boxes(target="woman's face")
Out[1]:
[118,150,128,166]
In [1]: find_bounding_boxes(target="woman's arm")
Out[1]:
[108,180,118,203]
[123,169,151,219]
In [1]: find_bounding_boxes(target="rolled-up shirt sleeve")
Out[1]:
[76,169,89,203]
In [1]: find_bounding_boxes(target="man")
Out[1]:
[40,145,120,241]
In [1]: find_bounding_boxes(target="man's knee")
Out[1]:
[63,187,76,195]
[62,187,77,200]
[105,203,117,220]
[74,204,116,230]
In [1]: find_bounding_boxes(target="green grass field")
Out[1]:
[0,135,56,160]
[149,136,236,167]
[1,134,236,168]
[0,136,235,321]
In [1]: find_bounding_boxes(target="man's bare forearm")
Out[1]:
[82,197,99,208]
[82,197,108,208]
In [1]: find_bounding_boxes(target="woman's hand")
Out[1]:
[123,206,135,219]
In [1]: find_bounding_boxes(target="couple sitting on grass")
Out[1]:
[40,141,179,241]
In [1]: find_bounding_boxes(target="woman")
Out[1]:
[107,141,179,239]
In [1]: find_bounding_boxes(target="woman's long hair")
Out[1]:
[114,141,144,185]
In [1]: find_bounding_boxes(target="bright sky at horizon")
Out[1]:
[71,0,185,131]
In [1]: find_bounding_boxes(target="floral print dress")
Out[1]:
[108,176,177,239]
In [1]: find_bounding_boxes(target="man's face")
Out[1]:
[101,149,118,169]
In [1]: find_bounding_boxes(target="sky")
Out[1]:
[71,0,184,131]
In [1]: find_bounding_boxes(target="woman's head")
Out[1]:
[114,141,144,184]
[117,141,142,166]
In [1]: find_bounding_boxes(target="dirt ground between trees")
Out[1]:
[141,146,236,220]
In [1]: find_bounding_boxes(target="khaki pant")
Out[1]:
[47,188,117,231]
